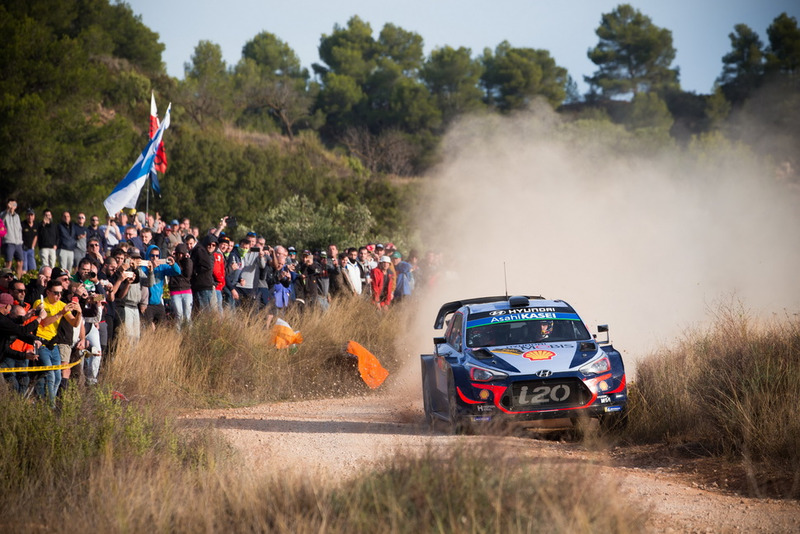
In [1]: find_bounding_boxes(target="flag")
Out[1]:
[270,318,303,349]
[149,92,167,195]
[150,92,168,174]
[346,340,389,389]
[104,104,171,217]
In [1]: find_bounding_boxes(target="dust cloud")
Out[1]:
[409,103,800,372]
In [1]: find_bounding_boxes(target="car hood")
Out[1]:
[474,342,600,374]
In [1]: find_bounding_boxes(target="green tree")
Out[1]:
[315,15,377,84]
[586,4,679,98]
[314,16,440,174]
[0,2,140,206]
[235,32,314,139]
[481,41,568,110]
[179,40,233,128]
[766,12,800,76]
[717,24,765,103]
[421,46,485,124]
[626,92,673,131]
[255,195,375,251]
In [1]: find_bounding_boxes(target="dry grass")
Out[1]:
[0,297,651,532]
[626,302,800,497]
[107,297,403,412]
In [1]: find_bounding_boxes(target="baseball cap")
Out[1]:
[129,248,142,258]
[391,251,402,259]
[26,208,35,215]
[302,250,312,256]
[380,255,391,263]
[51,267,67,279]
[170,219,179,226]
[376,243,385,249]
[0,293,14,306]
[320,251,327,257]
[0,268,13,277]
[288,246,296,253]
[174,243,189,255]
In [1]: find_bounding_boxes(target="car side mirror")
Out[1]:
[433,336,446,356]
[597,324,610,344]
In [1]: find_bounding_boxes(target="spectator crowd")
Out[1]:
[0,199,440,404]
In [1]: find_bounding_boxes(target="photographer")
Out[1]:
[113,248,143,341]
[296,250,327,311]
[140,244,180,327]
[168,243,193,328]
[266,245,295,317]
[1,295,45,394]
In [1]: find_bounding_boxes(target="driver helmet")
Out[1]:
[539,320,554,337]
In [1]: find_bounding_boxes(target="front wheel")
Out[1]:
[421,372,435,430]
[447,377,471,435]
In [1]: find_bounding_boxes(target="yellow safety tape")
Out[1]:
[0,359,83,373]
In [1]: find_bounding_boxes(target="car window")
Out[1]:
[446,313,463,351]
[466,318,590,347]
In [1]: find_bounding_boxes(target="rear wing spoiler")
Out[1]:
[433,295,544,329]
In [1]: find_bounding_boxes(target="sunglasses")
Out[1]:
[50,290,63,295]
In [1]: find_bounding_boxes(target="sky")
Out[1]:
[127,0,798,95]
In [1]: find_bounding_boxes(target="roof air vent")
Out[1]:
[508,295,529,308]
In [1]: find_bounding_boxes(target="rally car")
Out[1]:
[420,295,627,433]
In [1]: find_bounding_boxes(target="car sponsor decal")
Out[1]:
[522,350,556,361]
[487,307,564,316]
[466,312,580,328]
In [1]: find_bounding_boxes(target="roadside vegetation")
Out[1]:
[0,300,650,532]
[625,302,800,498]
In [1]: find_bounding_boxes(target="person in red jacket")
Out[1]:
[370,256,395,309]
[211,238,226,313]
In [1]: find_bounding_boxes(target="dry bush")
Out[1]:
[1,441,648,534]
[105,297,405,412]
[627,302,800,497]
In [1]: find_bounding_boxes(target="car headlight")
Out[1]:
[467,364,508,382]
[579,356,610,376]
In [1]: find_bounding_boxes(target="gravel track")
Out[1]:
[182,391,800,533]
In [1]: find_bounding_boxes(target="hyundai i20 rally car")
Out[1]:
[420,295,627,433]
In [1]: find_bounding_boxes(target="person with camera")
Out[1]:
[296,250,327,311]
[191,234,217,311]
[168,243,193,328]
[140,244,180,327]
[112,248,143,341]
[233,235,267,307]
[32,280,80,404]
[1,293,45,394]
[265,246,296,317]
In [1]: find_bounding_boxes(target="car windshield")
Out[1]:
[466,319,590,347]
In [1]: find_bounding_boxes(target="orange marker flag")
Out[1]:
[270,318,304,349]
[346,340,389,389]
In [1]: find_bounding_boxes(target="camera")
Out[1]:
[226,216,238,228]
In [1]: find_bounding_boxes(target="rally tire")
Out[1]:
[421,371,435,430]
[447,376,471,435]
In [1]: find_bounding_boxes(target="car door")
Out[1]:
[433,312,463,408]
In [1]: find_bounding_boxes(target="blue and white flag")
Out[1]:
[104,104,171,217]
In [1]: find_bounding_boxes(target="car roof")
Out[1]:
[434,295,575,329]
[466,298,572,315]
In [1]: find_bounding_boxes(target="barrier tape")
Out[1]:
[0,359,83,373]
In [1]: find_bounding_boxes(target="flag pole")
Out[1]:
[146,173,150,220]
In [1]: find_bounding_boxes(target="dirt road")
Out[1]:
[183,392,800,533]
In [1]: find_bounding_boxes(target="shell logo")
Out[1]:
[522,350,556,361]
